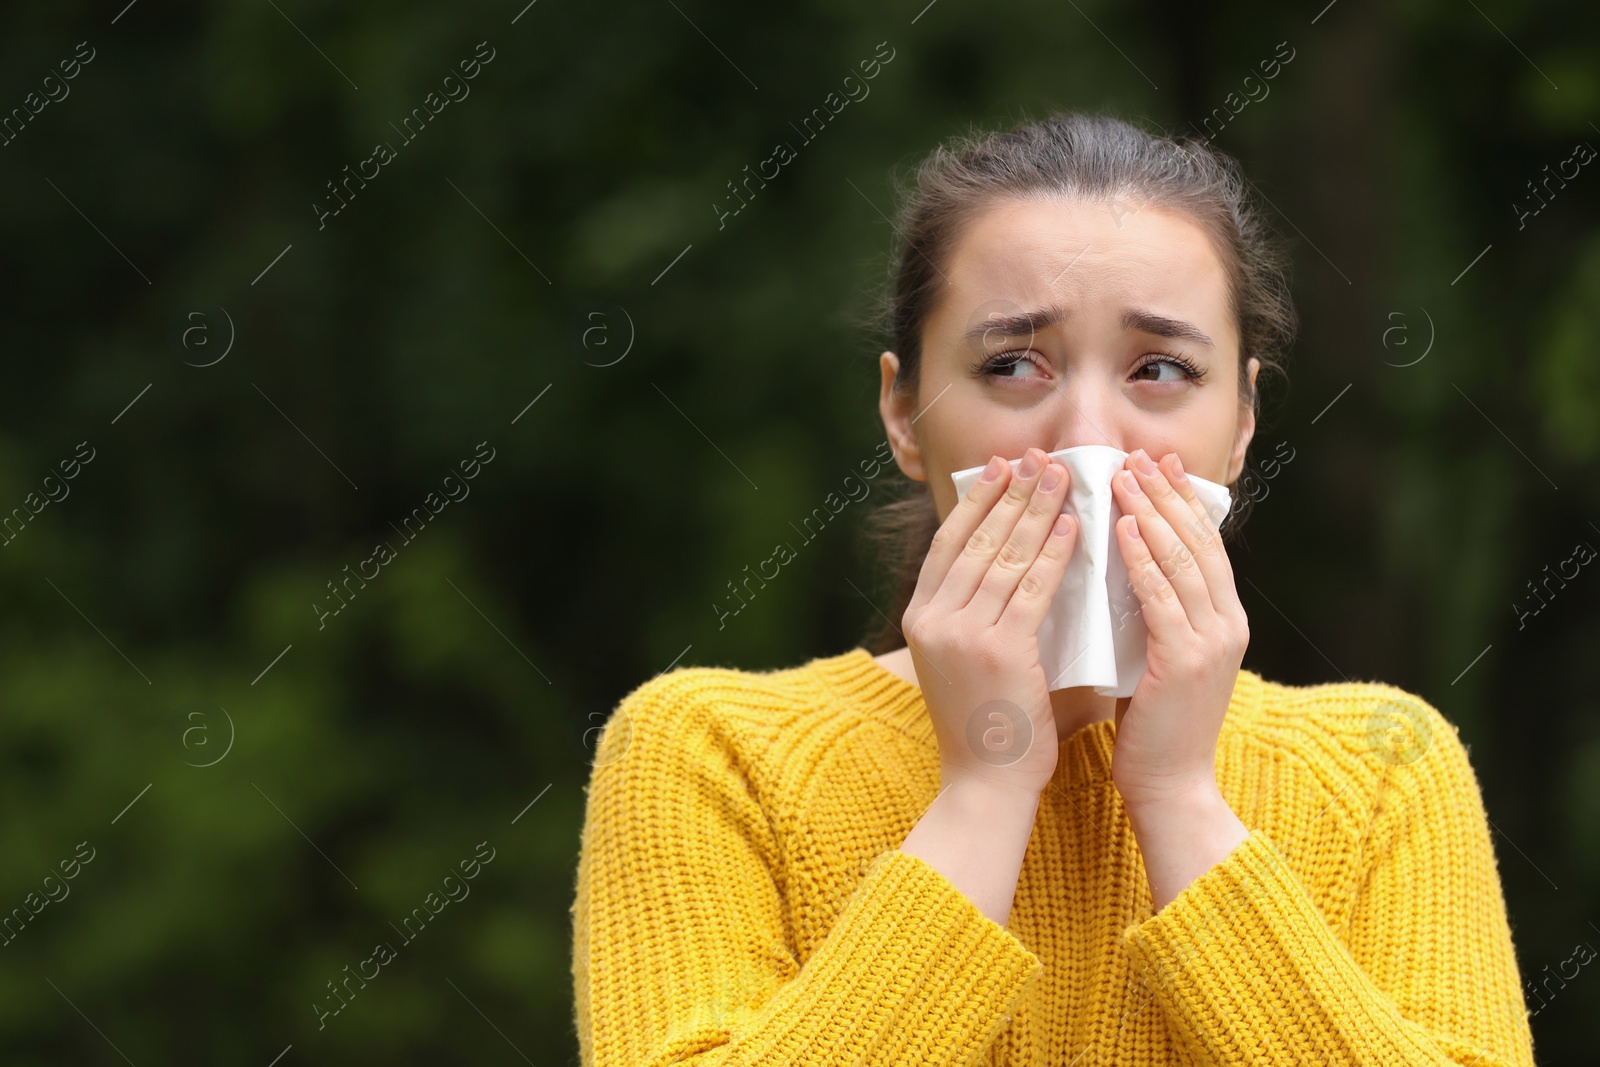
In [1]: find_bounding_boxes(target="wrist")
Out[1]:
[1121,781,1249,913]
[1120,775,1225,827]
[940,770,1047,812]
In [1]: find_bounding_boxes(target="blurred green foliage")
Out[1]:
[0,0,1597,1062]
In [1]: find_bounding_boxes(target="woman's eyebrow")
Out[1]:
[961,302,1067,341]
[1123,307,1215,348]
[960,304,1214,348]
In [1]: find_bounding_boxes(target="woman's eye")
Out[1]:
[982,352,1044,378]
[1133,356,1200,383]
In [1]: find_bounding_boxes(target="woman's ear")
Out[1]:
[1225,357,1260,484]
[878,350,927,481]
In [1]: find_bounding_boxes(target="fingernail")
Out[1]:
[1018,450,1041,478]
[980,456,1004,482]
[1132,449,1158,477]
[1039,463,1063,491]
[1172,454,1189,483]
[1123,470,1143,495]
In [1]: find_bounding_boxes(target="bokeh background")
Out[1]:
[1,0,1597,1062]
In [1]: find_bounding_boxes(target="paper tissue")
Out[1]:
[950,446,1233,697]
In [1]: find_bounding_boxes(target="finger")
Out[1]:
[931,447,1051,614]
[1138,451,1237,616]
[1114,511,1192,651]
[1113,465,1212,627]
[905,453,1016,619]
[1158,452,1221,532]
[996,510,1078,642]
[966,459,1071,626]
[1161,452,1242,616]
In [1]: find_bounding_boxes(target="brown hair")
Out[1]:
[857,109,1297,655]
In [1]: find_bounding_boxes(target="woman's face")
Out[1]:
[879,196,1260,522]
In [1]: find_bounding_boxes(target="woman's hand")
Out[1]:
[1108,447,1251,812]
[902,447,1079,797]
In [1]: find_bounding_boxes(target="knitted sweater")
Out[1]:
[570,646,1537,1067]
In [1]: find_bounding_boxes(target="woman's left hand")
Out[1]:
[1108,447,1250,813]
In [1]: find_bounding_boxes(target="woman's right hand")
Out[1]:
[901,446,1078,797]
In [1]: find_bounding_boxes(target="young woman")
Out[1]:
[571,112,1537,1067]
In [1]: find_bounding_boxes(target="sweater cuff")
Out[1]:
[1119,829,1420,1066]
[738,847,1044,1063]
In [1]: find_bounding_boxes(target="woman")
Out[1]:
[571,112,1537,1067]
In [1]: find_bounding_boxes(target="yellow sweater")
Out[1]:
[570,646,1537,1067]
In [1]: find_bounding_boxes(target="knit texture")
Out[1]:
[570,646,1537,1067]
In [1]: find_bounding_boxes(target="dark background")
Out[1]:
[1,0,1597,1063]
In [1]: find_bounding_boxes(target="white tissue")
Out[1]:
[950,445,1232,697]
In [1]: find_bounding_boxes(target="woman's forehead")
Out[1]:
[932,199,1237,347]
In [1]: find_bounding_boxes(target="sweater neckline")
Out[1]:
[817,646,1265,793]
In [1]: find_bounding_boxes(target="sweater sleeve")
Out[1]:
[1118,700,1537,1067]
[570,674,1046,1067]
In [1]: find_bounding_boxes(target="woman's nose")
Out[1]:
[1038,391,1121,454]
